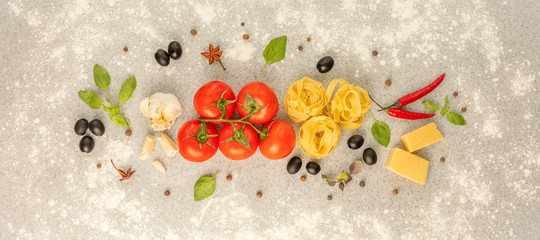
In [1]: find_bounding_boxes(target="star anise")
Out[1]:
[201,44,226,71]
[110,159,135,181]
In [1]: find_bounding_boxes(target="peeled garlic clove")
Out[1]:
[139,97,151,118]
[152,160,167,175]
[158,133,177,157]
[139,135,154,160]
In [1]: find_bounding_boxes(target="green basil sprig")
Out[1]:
[78,64,136,127]
[423,95,466,126]
[262,35,287,70]
[194,171,220,201]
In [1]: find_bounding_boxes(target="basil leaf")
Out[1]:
[262,35,287,70]
[119,76,136,104]
[194,171,219,201]
[349,161,363,175]
[440,107,450,116]
[336,171,349,182]
[371,121,390,147]
[109,114,130,127]
[78,91,102,109]
[103,105,120,115]
[422,101,440,111]
[447,112,467,125]
[93,64,111,89]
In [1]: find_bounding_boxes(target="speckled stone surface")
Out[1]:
[1,0,539,239]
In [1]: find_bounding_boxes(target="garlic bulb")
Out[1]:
[139,92,182,131]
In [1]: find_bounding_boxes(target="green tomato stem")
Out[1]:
[198,117,263,135]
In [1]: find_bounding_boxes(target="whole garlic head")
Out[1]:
[140,92,182,131]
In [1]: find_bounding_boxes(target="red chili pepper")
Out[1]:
[398,74,445,107]
[387,108,436,120]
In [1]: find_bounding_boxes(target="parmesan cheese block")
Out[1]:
[401,122,443,152]
[385,148,429,185]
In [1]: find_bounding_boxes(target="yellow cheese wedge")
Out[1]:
[385,148,429,185]
[401,122,443,152]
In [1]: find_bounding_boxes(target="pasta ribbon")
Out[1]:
[326,79,371,129]
[298,116,341,158]
[284,77,328,123]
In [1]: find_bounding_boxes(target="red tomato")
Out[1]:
[218,122,260,160]
[259,120,296,160]
[236,82,279,124]
[177,120,219,162]
[194,81,236,125]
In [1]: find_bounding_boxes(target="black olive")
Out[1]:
[155,49,170,66]
[79,136,95,153]
[89,119,105,136]
[167,41,183,60]
[316,56,334,73]
[363,148,377,165]
[347,135,364,149]
[74,118,88,135]
[306,161,321,175]
[287,156,302,174]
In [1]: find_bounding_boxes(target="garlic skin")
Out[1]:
[139,93,182,131]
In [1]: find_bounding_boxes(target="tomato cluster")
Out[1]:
[177,81,296,162]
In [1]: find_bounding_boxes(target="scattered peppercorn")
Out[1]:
[453,92,458,97]
[392,189,398,195]
[241,22,245,27]
[226,175,232,181]
[123,47,128,52]
[440,157,445,163]
[164,190,170,196]
[96,163,102,168]
[190,29,197,36]
[385,79,392,86]
[461,107,467,112]
[243,34,249,40]
[327,195,332,200]
[307,37,311,42]
[300,176,306,182]
[256,192,262,198]
[298,46,303,51]
[125,129,132,137]
[372,50,378,56]
[359,181,365,187]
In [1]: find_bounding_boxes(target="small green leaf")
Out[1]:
[447,112,467,125]
[103,105,119,114]
[119,76,136,104]
[440,107,450,116]
[336,171,349,182]
[262,35,287,70]
[78,91,102,109]
[339,182,345,192]
[109,114,130,127]
[194,171,219,201]
[371,121,391,147]
[322,174,336,186]
[422,101,440,111]
[93,64,111,89]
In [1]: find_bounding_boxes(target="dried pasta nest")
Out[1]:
[298,116,341,158]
